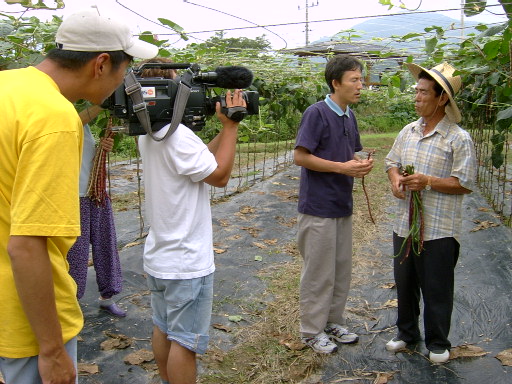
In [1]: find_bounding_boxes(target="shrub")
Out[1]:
[353,89,416,133]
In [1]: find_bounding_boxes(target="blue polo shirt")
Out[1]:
[295,97,362,218]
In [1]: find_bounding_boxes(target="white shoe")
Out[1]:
[386,338,407,352]
[324,323,359,344]
[301,332,338,354]
[429,349,450,363]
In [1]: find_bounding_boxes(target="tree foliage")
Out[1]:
[0,11,60,69]
[203,31,271,52]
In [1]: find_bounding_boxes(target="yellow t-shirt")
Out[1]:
[0,66,84,358]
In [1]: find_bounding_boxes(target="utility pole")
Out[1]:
[461,0,465,39]
[298,1,319,46]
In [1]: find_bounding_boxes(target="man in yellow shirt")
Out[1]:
[0,7,157,384]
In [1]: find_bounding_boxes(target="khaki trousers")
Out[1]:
[297,213,353,337]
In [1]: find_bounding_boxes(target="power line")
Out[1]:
[148,4,505,37]
[182,0,288,48]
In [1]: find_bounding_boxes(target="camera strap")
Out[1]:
[162,81,191,140]
[124,71,191,142]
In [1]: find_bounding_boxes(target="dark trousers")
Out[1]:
[393,233,459,352]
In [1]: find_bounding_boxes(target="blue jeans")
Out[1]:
[147,273,214,354]
[0,337,78,384]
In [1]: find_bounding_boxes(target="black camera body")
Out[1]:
[104,63,259,136]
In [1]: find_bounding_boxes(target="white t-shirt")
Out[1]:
[138,124,217,279]
[79,124,96,197]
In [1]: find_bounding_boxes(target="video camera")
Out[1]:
[103,62,259,136]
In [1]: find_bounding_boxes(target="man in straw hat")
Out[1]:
[0,7,157,383]
[384,62,477,363]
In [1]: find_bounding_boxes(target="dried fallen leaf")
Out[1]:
[373,372,394,384]
[279,335,306,351]
[218,219,230,227]
[470,220,500,232]
[100,334,132,351]
[275,216,297,227]
[272,190,298,201]
[450,344,488,359]
[282,243,299,256]
[272,182,286,186]
[78,362,99,375]
[123,349,154,365]
[252,242,267,249]
[239,205,255,214]
[496,349,512,366]
[241,226,261,237]
[380,282,396,289]
[213,248,226,254]
[212,323,232,332]
[124,239,144,248]
[202,348,226,363]
[382,299,398,308]
[263,238,278,245]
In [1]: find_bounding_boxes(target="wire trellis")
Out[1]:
[466,108,511,227]
[208,135,297,202]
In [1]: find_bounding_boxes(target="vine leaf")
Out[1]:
[228,315,243,323]
[138,32,167,48]
[497,107,512,122]
[463,0,487,17]
[158,18,188,41]
[483,40,502,60]
[425,37,438,54]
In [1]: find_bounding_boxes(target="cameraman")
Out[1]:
[137,58,247,384]
[0,8,157,384]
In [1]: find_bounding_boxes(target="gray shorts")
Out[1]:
[147,273,214,355]
[0,337,77,384]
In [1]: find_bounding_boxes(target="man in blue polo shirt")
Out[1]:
[294,54,374,354]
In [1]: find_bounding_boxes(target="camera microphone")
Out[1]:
[196,66,254,89]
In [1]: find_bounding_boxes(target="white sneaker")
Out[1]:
[301,332,338,354]
[385,338,407,352]
[324,323,359,344]
[429,349,450,363]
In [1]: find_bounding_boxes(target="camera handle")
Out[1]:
[124,70,192,141]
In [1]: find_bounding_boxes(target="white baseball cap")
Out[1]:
[55,7,158,59]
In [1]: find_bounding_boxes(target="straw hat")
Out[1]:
[405,62,462,123]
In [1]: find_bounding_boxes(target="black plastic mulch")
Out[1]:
[77,164,512,384]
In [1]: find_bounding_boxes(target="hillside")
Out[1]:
[312,11,481,55]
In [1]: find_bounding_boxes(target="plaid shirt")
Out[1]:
[385,116,477,242]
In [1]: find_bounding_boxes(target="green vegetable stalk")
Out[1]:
[394,164,424,262]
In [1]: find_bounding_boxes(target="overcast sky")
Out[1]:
[1,0,508,49]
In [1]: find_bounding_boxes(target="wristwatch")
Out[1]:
[425,176,432,191]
